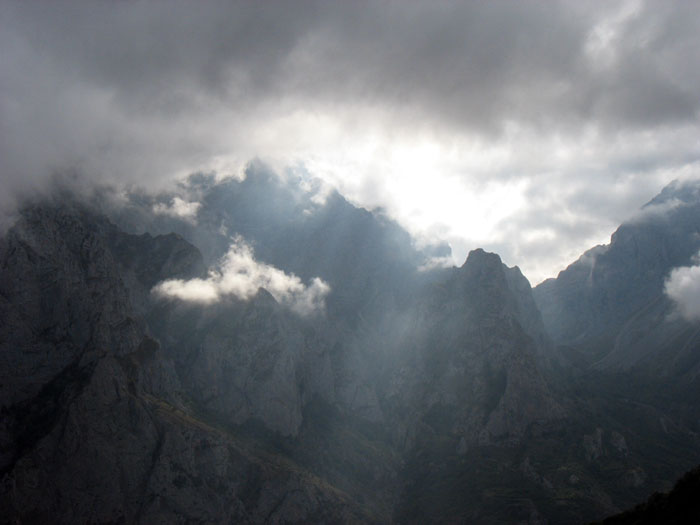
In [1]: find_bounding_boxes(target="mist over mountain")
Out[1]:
[101,166,449,325]
[534,178,700,381]
[4,2,700,522]
[1,172,699,523]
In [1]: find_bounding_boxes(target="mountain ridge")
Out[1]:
[2,174,700,523]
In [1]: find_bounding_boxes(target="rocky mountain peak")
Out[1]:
[456,249,548,346]
[462,247,504,275]
[455,249,510,310]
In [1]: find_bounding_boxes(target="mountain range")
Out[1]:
[1,167,699,523]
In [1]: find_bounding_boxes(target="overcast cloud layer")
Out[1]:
[2,1,700,282]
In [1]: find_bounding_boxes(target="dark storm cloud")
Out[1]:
[2,1,700,279]
[4,1,698,135]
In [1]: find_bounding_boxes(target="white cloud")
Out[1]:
[153,197,201,223]
[3,2,700,282]
[665,261,700,321]
[627,198,684,224]
[152,237,330,316]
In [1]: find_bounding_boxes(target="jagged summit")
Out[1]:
[460,248,507,286]
[463,247,502,266]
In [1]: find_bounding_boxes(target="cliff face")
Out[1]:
[377,249,564,452]
[0,203,369,524]
[533,179,700,379]
[149,289,336,438]
[0,205,143,410]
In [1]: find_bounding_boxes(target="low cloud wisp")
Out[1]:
[153,237,330,315]
[665,260,700,321]
[153,197,201,223]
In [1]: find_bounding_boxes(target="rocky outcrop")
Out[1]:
[0,203,367,523]
[107,229,206,315]
[0,205,142,409]
[150,289,335,437]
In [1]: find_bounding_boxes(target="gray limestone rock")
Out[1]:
[0,203,365,524]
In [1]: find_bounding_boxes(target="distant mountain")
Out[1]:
[534,179,700,380]
[2,174,700,523]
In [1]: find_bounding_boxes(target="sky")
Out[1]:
[2,1,700,284]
